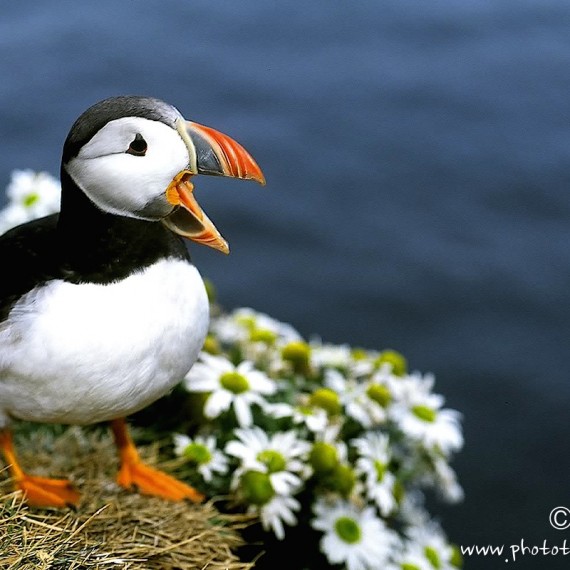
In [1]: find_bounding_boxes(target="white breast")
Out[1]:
[0,259,209,426]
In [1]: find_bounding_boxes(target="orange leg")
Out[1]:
[110,418,204,502]
[0,428,80,508]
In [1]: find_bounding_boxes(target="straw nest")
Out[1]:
[0,424,257,570]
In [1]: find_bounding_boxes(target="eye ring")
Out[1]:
[126,133,147,156]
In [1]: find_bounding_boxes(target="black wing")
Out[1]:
[0,213,62,321]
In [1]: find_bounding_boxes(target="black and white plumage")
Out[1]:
[0,95,264,507]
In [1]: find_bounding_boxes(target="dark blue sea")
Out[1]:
[2,2,570,568]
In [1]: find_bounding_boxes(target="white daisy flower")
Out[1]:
[245,307,302,340]
[431,456,464,503]
[359,381,394,426]
[397,491,431,528]
[230,307,302,345]
[394,370,438,403]
[392,546,433,570]
[311,498,398,570]
[235,469,301,539]
[314,423,349,462]
[184,353,277,427]
[225,426,311,494]
[210,313,250,345]
[0,169,61,234]
[325,368,388,428]
[350,352,378,378]
[260,400,295,420]
[309,339,353,370]
[405,522,457,570]
[238,339,272,365]
[173,433,228,482]
[309,423,360,498]
[392,390,463,455]
[366,361,409,408]
[291,404,329,433]
[351,432,397,516]
[256,493,301,540]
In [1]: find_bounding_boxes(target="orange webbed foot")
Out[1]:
[0,428,80,509]
[116,459,204,502]
[111,418,204,503]
[15,474,80,509]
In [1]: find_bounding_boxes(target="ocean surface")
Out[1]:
[2,2,570,568]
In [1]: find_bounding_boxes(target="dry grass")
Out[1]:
[0,425,257,569]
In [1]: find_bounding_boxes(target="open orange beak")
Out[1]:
[162,119,265,254]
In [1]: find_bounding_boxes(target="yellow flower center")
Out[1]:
[23,192,40,207]
[220,371,250,394]
[334,516,361,544]
[366,383,392,407]
[374,349,407,376]
[257,450,286,473]
[183,442,212,465]
[202,335,221,355]
[309,388,341,416]
[425,545,441,568]
[374,460,387,482]
[250,328,277,344]
[412,405,437,423]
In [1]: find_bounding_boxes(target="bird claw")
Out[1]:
[15,474,80,509]
[116,460,204,503]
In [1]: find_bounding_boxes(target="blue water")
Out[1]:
[2,2,570,568]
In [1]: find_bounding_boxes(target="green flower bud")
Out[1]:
[309,442,338,474]
[281,341,311,373]
[257,450,286,473]
[202,334,221,355]
[329,464,356,496]
[240,470,275,505]
[249,328,277,345]
[412,405,437,423]
[366,383,392,407]
[375,349,407,376]
[220,371,250,394]
[309,388,341,416]
[450,544,463,568]
[401,564,421,570]
[183,442,212,465]
[334,516,361,544]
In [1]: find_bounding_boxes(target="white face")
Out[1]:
[65,117,189,219]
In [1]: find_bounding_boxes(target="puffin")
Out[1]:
[0,95,265,508]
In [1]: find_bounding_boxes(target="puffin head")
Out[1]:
[61,95,265,254]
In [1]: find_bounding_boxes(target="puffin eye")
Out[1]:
[126,133,147,156]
